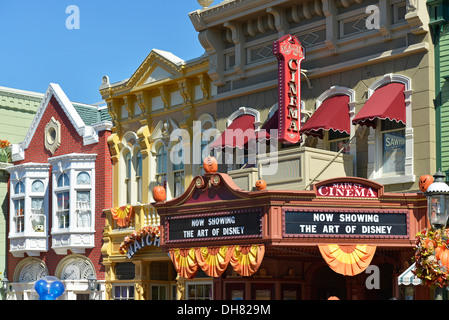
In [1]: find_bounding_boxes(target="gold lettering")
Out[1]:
[288,106,298,119]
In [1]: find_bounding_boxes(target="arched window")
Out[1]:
[353,74,413,185]
[15,258,49,283]
[156,144,167,188]
[124,152,132,204]
[135,151,143,203]
[120,131,142,205]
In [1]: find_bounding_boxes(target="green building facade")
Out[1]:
[429,0,449,176]
[0,86,41,295]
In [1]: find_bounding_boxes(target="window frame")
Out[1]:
[365,74,414,185]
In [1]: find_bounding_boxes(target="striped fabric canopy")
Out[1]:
[398,263,422,286]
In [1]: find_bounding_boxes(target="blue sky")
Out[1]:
[0,1,206,104]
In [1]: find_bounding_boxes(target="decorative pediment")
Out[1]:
[127,49,186,89]
[154,172,251,208]
[142,66,174,85]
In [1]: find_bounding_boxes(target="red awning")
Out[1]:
[211,114,258,149]
[352,82,406,128]
[299,95,350,138]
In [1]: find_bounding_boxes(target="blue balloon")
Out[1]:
[34,277,65,300]
[34,279,49,296]
[50,281,65,298]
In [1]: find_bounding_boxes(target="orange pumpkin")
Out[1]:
[419,174,434,192]
[436,245,449,268]
[153,186,166,202]
[203,156,218,173]
[255,179,267,190]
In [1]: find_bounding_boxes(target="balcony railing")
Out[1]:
[104,204,160,233]
[229,146,354,191]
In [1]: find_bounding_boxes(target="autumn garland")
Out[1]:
[0,140,11,163]
[119,225,161,255]
[413,228,449,288]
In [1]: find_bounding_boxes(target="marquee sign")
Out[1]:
[274,34,305,144]
[165,209,262,243]
[283,209,409,238]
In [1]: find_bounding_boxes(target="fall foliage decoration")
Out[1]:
[413,228,449,288]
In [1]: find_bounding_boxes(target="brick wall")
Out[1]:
[7,96,112,281]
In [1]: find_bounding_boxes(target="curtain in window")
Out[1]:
[76,191,91,228]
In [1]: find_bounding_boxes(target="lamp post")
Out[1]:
[87,275,98,300]
[1,277,9,300]
[424,171,449,300]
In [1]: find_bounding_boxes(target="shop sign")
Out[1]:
[316,182,378,198]
[274,34,305,144]
[126,235,160,259]
[166,209,262,243]
[284,209,408,238]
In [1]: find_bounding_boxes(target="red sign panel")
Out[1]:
[316,182,378,198]
[273,35,305,144]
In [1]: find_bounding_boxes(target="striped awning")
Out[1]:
[398,263,422,286]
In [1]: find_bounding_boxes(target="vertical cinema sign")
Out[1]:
[274,35,305,144]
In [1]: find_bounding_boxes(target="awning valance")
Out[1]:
[352,82,406,128]
[300,95,350,138]
[398,263,422,286]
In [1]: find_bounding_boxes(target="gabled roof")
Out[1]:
[11,83,112,161]
[99,49,208,98]
[125,49,186,89]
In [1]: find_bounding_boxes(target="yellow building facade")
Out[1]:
[99,50,216,300]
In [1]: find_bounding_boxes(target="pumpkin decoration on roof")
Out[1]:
[153,185,166,202]
[419,174,434,193]
[255,179,267,191]
[203,156,218,174]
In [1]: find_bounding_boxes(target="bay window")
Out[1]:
[49,153,96,255]
[7,163,50,257]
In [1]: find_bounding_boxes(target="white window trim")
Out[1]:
[49,153,96,255]
[366,73,414,185]
[119,131,142,206]
[6,163,50,257]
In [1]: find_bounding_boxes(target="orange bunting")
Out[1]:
[230,245,265,277]
[195,246,234,278]
[169,248,199,279]
[169,245,266,279]
[318,244,376,276]
[111,205,134,228]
